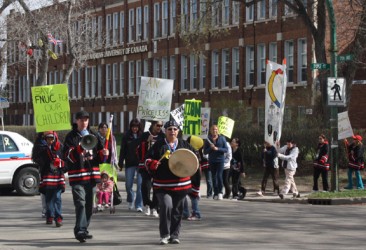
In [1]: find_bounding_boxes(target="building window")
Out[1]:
[77,69,81,98]
[285,40,294,83]
[91,17,97,48]
[181,55,188,90]
[129,9,135,42]
[129,61,135,94]
[298,38,307,82]
[136,60,142,93]
[170,56,176,80]
[246,46,254,87]
[257,0,266,20]
[222,49,229,88]
[106,64,111,96]
[91,66,96,97]
[191,0,198,26]
[232,47,239,88]
[136,7,142,41]
[222,0,229,25]
[154,3,160,38]
[97,65,102,97]
[269,0,278,18]
[181,0,189,31]
[119,63,124,95]
[72,70,76,98]
[190,54,198,90]
[106,14,112,46]
[246,107,253,125]
[257,107,265,127]
[153,59,160,78]
[113,63,118,95]
[232,1,240,25]
[143,59,149,77]
[120,12,124,44]
[284,107,292,122]
[162,57,168,79]
[246,0,254,22]
[269,42,277,63]
[162,1,168,36]
[285,0,295,15]
[98,16,102,47]
[170,0,176,34]
[212,1,220,27]
[144,6,149,40]
[113,12,119,46]
[49,71,53,85]
[212,50,219,89]
[199,57,206,90]
[54,70,58,84]
[257,44,266,85]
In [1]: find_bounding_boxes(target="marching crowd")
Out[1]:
[32,111,365,245]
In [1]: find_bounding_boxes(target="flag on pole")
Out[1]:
[48,33,63,47]
[264,59,287,146]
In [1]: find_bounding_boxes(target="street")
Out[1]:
[0,181,364,250]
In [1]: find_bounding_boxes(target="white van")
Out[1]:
[0,131,39,195]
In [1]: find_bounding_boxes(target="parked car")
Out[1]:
[0,131,39,196]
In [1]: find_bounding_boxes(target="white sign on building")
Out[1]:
[327,77,346,106]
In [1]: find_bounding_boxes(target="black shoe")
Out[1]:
[279,194,284,199]
[75,232,87,243]
[223,194,229,199]
[85,234,93,239]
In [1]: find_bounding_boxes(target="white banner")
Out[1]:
[200,107,211,139]
[137,77,173,121]
[171,104,185,130]
[264,60,287,145]
[338,111,353,140]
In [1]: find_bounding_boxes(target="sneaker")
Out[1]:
[75,232,87,243]
[206,195,212,199]
[169,238,180,244]
[46,217,53,225]
[256,191,264,197]
[293,193,300,198]
[128,202,134,210]
[223,194,230,199]
[279,194,284,199]
[151,209,159,217]
[41,213,46,218]
[136,207,143,212]
[232,196,239,200]
[97,204,103,212]
[104,203,109,208]
[159,236,170,245]
[218,193,223,200]
[144,205,150,216]
[55,217,62,227]
[213,195,218,200]
[344,186,353,190]
[187,215,201,221]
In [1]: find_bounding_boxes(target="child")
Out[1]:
[96,171,114,211]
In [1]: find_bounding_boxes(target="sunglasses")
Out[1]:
[156,124,163,127]
[167,127,178,131]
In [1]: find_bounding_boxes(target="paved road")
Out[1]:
[0,180,364,250]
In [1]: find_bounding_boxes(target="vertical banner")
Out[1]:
[264,60,287,145]
[200,107,211,139]
[218,116,235,139]
[338,111,353,140]
[183,99,201,136]
[137,76,173,121]
[31,83,71,132]
[171,104,185,130]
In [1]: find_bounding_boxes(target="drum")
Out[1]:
[168,148,199,177]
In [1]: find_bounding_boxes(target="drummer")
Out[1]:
[145,120,195,245]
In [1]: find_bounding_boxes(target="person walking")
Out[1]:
[137,120,165,217]
[32,131,65,227]
[119,118,143,212]
[223,141,232,199]
[203,125,228,200]
[145,120,194,245]
[63,110,104,243]
[313,134,330,192]
[277,138,300,199]
[257,141,279,196]
[344,135,364,190]
[230,138,247,200]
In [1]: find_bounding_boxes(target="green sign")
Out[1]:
[311,63,330,70]
[337,54,353,62]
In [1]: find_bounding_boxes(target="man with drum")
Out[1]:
[145,120,197,245]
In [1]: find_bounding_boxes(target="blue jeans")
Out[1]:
[183,195,201,218]
[203,168,213,197]
[125,166,142,209]
[45,188,62,220]
[347,168,364,189]
[71,183,96,236]
[210,162,224,196]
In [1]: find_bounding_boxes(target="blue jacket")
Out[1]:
[203,135,228,164]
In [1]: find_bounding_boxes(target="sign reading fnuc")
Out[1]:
[81,45,148,60]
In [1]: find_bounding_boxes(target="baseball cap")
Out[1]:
[352,135,363,141]
[164,120,179,129]
[76,110,89,119]
[43,131,55,138]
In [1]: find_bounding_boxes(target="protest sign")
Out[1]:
[338,111,353,140]
[137,76,173,121]
[32,84,71,132]
[183,99,201,136]
[171,104,185,130]
[200,107,211,139]
[218,116,235,138]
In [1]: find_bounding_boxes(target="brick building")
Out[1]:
[6,1,321,133]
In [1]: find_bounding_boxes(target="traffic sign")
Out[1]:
[0,97,9,109]
[311,63,330,70]
[337,54,353,62]
[327,77,346,107]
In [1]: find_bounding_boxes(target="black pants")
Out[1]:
[261,167,279,194]
[140,170,158,209]
[223,168,231,197]
[313,167,329,191]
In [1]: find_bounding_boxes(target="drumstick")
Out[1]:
[206,138,213,145]
[158,150,171,163]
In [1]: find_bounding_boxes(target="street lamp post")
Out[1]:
[326,0,339,192]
